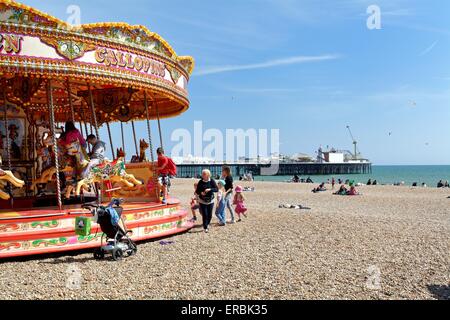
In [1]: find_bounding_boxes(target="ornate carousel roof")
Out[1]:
[0,0,195,123]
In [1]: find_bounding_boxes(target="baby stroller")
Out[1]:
[83,198,137,261]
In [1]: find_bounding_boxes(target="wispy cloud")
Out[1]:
[419,41,438,56]
[194,54,341,76]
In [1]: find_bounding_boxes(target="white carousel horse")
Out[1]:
[0,157,25,200]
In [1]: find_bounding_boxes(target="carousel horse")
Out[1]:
[31,140,85,192]
[116,148,126,159]
[131,139,150,163]
[0,157,25,200]
[65,140,89,170]
[74,157,142,196]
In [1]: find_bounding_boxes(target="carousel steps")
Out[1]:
[0,199,193,259]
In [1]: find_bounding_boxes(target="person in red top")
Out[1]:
[61,121,87,149]
[156,147,177,204]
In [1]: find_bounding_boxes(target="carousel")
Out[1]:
[0,0,195,258]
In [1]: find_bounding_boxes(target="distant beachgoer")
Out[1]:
[195,169,218,233]
[422,183,427,188]
[347,186,359,196]
[306,177,313,184]
[293,175,300,183]
[372,180,378,186]
[331,177,336,190]
[312,183,327,193]
[437,180,444,188]
[412,182,418,187]
[367,179,372,186]
[233,185,247,222]
[338,179,343,184]
[215,180,226,226]
[334,185,348,195]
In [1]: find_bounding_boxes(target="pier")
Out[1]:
[176,162,372,178]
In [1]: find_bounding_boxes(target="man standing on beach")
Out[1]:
[222,166,235,224]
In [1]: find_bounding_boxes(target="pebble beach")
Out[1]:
[0,179,449,300]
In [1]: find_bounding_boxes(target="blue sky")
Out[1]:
[20,0,450,165]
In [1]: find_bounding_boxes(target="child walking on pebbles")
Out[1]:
[190,182,199,222]
[233,185,248,222]
[215,180,226,226]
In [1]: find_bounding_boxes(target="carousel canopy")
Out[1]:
[0,0,194,124]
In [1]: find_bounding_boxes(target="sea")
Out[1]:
[254,165,450,187]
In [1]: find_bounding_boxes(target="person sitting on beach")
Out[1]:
[332,177,336,190]
[306,177,313,184]
[334,185,348,195]
[190,182,200,222]
[293,175,300,183]
[372,180,378,186]
[346,186,359,196]
[312,183,327,193]
[367,179,372,186]
[437,180,444,188]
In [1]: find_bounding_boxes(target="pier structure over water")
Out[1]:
[177,162,372,178]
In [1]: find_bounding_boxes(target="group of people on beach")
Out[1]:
[310,177,360,196]
[190,166,248,233]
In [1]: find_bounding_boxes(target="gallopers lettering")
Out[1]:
[0,34,23,54]
[95,47,166,77]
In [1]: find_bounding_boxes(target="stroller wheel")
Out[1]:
[128,244,138,256]
[93,248,105,260]
[112,248,123,261]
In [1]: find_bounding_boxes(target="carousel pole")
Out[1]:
[106,122,115,160]
[143,92,155,163]
[120,122,125,152]
[87,83,101,204]
[47,80,63,210]
[155,102,164,150]
[3,89,13,207]
[2,90,11,171]
[87,83,100,138]
[66,79,75,123]
[131,121,139,157]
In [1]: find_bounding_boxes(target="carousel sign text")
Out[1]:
[0,34,23,54]
[95,47,165,77]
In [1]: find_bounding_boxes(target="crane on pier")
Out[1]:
[346,125,360,160]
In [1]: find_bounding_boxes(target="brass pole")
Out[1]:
[106,122,115,160]
[155,102,163,150]
[47,80,62,210]
[143,91,155,163]
[66,79,75,123]
[131,121,139,157]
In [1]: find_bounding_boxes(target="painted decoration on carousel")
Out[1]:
[0,117,25,160]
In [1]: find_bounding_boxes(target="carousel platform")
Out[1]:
[0,197,193,259]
